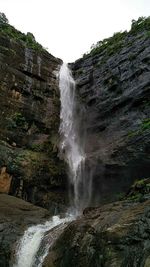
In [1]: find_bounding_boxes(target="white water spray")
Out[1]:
[13,215,74,267]
[59,63,88,213]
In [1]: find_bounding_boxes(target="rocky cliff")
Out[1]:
[71,17,150,204]
[41,18,150,267]
[1,18,149,212]
[0,17,150,267]
[0,22,67,213]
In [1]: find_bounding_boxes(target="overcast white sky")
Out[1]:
[1,0,150,62]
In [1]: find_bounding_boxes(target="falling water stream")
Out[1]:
[13,63,89,267]
[59,63,86,214]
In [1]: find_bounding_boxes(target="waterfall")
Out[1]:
[59,63,90,214]
[13,62,91,267]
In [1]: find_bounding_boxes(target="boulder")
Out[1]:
[43,198,150,267]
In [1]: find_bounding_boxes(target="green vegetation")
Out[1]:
[10,149,45,177]
[127,193,143,202]
[141,118,150,131]
[30,143,44,152]
[89,31,127,57]
[0,13,44,51]
[130,17,150,34]
[84,17,150,59]
[127,130,139,138]
[6,112,28,130]
[133,178,148,187]
[126,178,150,202]
[128,118,150,138]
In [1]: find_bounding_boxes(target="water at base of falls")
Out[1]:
[13,215,74,267]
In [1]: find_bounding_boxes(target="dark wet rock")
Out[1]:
[71,28,150,205]
[43,198,150,267]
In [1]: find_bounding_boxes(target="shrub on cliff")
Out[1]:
[89,31,127,56]
[88,16,150,57]
[0,13,44,51]
[131,16,150,34]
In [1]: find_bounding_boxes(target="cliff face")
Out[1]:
[0,24,67,213]
[0,20,150,211]
[0,17,150,267]
[71,26,150,204]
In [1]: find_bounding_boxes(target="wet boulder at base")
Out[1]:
[43,196,150,267]
[0,194,50,267]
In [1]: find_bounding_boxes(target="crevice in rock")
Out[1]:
[17,68,46,82]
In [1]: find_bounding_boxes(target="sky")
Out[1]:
[1,0,150,62]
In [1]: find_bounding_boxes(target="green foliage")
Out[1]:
[0,22,44,51]
[30,143,43,152]
[6,112,28,130]
[130,16,150,34]
[25,32,43,50]
[127,193,143,202]
[126,178,150,202]
[10,149,44,177]
[127,130,138,138]
[141,118,150,131]
[90,31,127,57]
[133,178,148,187]
[127,118,150,139]
[87,17,150,58]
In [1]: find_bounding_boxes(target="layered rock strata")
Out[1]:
[0,25,67,212]
[71,28,150,204]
